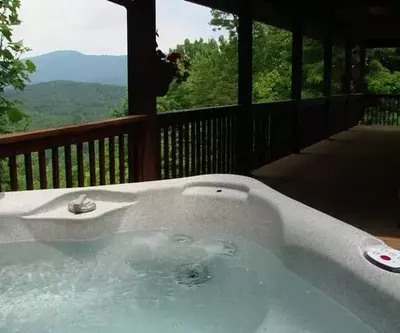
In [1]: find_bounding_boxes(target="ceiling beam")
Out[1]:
[364,38,400,48]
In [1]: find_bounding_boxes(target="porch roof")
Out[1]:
[187,0,400,47]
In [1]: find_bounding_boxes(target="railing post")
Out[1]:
[126,0,160,182]
[323,31,333,136]
[359,44,367,121]
[344,40,353,95]
[236,0,253,175]
[291,24,303,153]
[344,40,353,129]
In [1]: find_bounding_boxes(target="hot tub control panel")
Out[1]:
[364,245,400,273]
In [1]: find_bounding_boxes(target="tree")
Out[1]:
[0,0,36,134]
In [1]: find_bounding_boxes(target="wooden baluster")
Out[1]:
[77,143,84,187]
[222,116,227,173]
[190,122,196,176]
[212,117,217,173]
[206,118,211,173]
[184,124,189,177]
[64,145,73,188]
[201,119,206,174]
[227,115,232,172]
[24,153,33,190]
[9,156,18,191]
[387,97,390,125]
[118,135,125,183]
[392,97,395,126]
[163,127,170,179]
[99,139,106,185]
[52,148,60,189]
[171,124,177,178]
[196,121,201,174]
[215,117,220,173]
[109,137,116,184]
[38,151,47,189]
[128,132,140,183]
[232,112,238,173]
[178,125,183,178]
[135,127,145,182]
[89,141,96,186]
[218,118,224,173]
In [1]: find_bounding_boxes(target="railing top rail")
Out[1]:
[157,104,240,126]
[364,93,400,98]
[158,104,239,116]
[0,115,147,145]
[0,115,147,158]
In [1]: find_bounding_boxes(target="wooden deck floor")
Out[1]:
[252,125,400,249]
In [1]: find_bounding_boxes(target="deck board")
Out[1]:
[252,125,400,249]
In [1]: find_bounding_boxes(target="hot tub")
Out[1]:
[0,174,398,333]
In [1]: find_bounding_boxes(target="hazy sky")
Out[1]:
[14,0,220,57]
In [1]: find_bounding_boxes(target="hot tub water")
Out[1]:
[0,230,376,333]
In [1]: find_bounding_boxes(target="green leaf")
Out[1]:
[0,24,12,42]
[6,107,26,123]
[2,49,13,60]
[25,59,36,73]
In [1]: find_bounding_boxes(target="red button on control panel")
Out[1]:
[365,246,400,273]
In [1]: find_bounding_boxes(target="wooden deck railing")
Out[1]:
[251,94,362,169]
[0,115,147,192]
[158,105,239,179]
[0,94,366,192]
[363,93,400,126]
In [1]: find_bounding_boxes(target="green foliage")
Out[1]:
[366,58,400,93]
[5,81,126,129]
[0,0,35,133]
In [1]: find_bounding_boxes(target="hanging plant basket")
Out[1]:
[138,32,190,97]
[153,58,178,97]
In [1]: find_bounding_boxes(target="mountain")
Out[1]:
[28,51,128,86]
[5,81,126,129]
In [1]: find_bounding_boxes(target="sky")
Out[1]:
[13,0,221,57]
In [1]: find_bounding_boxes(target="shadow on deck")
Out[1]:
[252,125,400,249]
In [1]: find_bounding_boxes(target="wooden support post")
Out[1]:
[323,33,333,97]
[344,40,353,128]
[291,24,303,153]
[359,45,366,93]
[323,32,333,135]
[358,44,367,121]
[126,0,159,181]
[291,25,303,100]
[344,40,352,94]
[236,0,253,175]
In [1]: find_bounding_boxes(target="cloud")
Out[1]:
[13,0,220,56]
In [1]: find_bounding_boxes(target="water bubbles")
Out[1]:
[218,240,238,258]
[169,234,194,246]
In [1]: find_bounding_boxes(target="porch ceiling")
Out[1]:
[186,0,400,47]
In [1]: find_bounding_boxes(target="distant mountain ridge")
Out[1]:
[28,51,128,86]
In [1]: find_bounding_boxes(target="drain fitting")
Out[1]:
[175,263,210,286]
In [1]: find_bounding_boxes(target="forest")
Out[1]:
[2,8,400,191]
[5,81,126,129]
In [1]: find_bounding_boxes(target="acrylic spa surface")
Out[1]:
[0,175,399,333]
